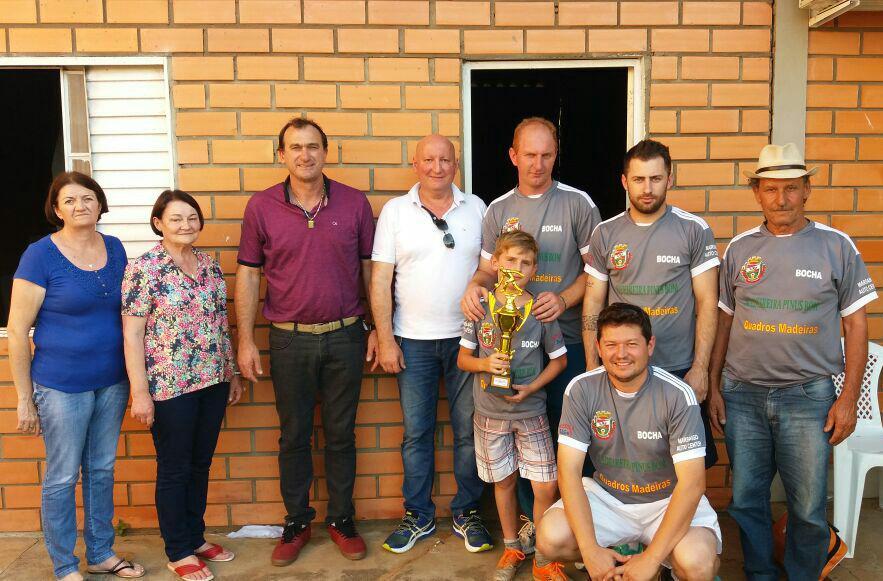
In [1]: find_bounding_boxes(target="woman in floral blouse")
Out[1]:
[122,190,243,581]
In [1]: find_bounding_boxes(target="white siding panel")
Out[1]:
[88,65,173,254]
[91,134,169,153]
[89,116,167,135]
[92,152,171,171]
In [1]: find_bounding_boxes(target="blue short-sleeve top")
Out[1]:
[13,233,128,392]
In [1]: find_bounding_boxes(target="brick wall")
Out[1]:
[0,1,878,532]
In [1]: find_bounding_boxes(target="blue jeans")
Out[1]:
[722,375,834,581]
[397,337,484,519]
[33,381,129,579]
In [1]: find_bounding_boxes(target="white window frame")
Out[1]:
[461,58,646,194]
[0,56,177,182]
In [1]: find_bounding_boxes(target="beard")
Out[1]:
[629,193,666,215]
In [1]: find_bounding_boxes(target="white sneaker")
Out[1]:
[518,515,536,556]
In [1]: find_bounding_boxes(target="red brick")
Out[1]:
[238,1,302,24]
[435,1,490,26]
[835,112,883,135]
[107,0,168,23]
[680,110,740,134]
[712,29,770,53]
[807,84,859,108]
[709,189,758,212]
[620,2,678,25]
[858,190,883,211]
[742,2,771,25]
[831,215,883,237]
[8,28,72,52]
[2,436,45,458]
[664,136,708,160]
[859,138,883,161]
[526,29,586,54]
[807,57,834,82]
[0,461,39,484]
[649,110,677,134]
[682,2,740,25]
[681,56,740,80]
[231,502,285,524]
[207,28,270,53]
[173,0,236,23]
[229,455,280,478]
[464,30,523,54]
[711,83,769,107]
[209,84,271,108]
[338,28,399,53]
[806,111,833,134]
[650,83,708,107]
[141,28,204,53]
[207,480,253,503]
[275,83,336,108]
[865,33,883,55]
[0,509,41,531]
[831,164,883,187]
[652,56,678,80]
[1,0,37,23]
[368,57,428,81]
[862,86,883,108]
[355,451,403,474]
[809,31,861,55]
[404,29,461,54]
[588,28,647,53]
[837,58,883,82]
[666,189,706,212]
[340,85,401,109]
[676,163,735,186]
[368,1,429,25]
[176,112,237,136]
[237,56,299,80]
[710,135,769,159]
[558,1,617,25]
[273,28,334,53]
[40,0,103,23]
[741,110,770,133]
[805,137,857,161]
[372,112,433,137]
[172,57,234,81]
[494,2,555,26]
[303,0,365,24]
[804,188,854,212]
[651,29,709,53]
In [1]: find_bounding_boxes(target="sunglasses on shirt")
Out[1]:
[422,207,455,249]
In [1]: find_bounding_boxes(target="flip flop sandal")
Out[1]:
[195,543,235,562]
[167,560,214,581]
[86,557,146,578]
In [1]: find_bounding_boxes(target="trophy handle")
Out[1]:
[514,298,533,333]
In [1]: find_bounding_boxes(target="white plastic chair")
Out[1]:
[832,340,883,559]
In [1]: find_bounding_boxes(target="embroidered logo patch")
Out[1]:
[559,423,574,437]
[478,322,496,348]
[591,410,616,440]
[610,244,632,270]
[502,216,521,233]
[740,255,767,284]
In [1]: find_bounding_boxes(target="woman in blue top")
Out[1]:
[8,172,145,581]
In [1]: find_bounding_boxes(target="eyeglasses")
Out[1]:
[422,207,455,249]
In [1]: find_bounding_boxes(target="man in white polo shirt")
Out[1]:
[370,135,490,555]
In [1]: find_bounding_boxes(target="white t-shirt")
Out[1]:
[372,183,487,339]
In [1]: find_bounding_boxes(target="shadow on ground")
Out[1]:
[1,501,880,580]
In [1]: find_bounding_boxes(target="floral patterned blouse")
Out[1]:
[122,243,234,401]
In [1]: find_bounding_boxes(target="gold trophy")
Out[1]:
[486,267,533,396]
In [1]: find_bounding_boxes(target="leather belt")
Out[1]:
[272,316,360,335]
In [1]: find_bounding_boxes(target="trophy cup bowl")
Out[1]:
[487,268,532,396]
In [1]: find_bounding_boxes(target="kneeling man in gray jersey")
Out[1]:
[537,303,720,581]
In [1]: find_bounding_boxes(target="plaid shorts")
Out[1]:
[473,412,557,483]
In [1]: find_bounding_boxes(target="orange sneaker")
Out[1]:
[532,559,571,581]
[494,547,526,581]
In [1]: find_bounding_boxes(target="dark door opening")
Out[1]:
[0,69,64,326]
[469,66,628,220]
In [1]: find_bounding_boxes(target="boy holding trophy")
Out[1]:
[457,231,569,580]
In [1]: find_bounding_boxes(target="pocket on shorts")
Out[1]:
[799,378,836,403]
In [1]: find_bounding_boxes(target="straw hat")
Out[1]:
[743,143,818,180]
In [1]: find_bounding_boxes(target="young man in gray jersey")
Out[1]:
[582,139,720,469]
[460,118,602,539]
[707,143,878,580]
[537,303,721,581]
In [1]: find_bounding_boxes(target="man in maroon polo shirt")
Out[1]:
[235,118,377,566]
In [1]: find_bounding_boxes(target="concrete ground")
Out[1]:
[1,501,880,580]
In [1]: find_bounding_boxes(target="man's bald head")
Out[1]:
[413,134,458,196]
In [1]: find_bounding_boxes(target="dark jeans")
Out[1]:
[723,376,834,581]
[517,341,590,521]
[269,323,366,526]
[397,337,484,519]
[670,367,719,469]
[151,382,228,561]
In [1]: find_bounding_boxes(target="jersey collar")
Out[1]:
[514,180,557,199]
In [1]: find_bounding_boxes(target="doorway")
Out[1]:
[464,61,642,220]
[0,69,63,326]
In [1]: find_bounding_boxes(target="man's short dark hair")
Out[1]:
[44,171,109,228]
[749,175,811,189]
[623,139,672,176]
[597,302,652,343]
[150,189,205,236]
[277,117,328,151]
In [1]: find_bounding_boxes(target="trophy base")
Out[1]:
[486,375,515,397]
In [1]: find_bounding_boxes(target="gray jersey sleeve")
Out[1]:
[585,225,609,281]
[558,380,592,452]
[480,206,500,260]
[543,320,567,359]
[718,244,737,315]
[460,319,478,350]
[663,375,706,463]
[690,222,720,278]
[836,238,878,317]
[577,202,603,256]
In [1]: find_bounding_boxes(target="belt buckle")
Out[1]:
[312,322,331,334]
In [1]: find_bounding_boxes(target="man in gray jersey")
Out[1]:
[583,139,720,468]
[537,303,721,581]
[460,117,601,534]
[708,143,878,580]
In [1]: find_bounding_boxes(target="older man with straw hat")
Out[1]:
[707,143,877,580]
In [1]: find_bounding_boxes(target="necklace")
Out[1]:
[54,232,103,271]
[288,181,326,229]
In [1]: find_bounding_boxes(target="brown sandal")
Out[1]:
[86,557,145,578]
